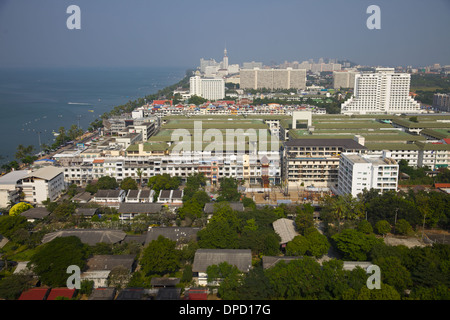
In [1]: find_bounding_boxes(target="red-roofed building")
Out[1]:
[152,100,173,106]
[184,288,208,300]
[47,288,77,300]
[443,138,450,145]
[435,183,450,189]
[18,288,50,300]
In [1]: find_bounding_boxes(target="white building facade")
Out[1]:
[337,152,399,197]
[190,76,225,101]
[341,68,421,115]
[20,167,66,204]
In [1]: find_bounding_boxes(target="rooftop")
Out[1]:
[24,167,64,180]
[272,218,298,244]
[192,249,252,273]
[285,138,366,150]
[42,229,127,246]
[0,170,29,185]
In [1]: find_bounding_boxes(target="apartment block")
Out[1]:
[281,138,366,188]
[433,93,450,112]
[239,68,306,90]
[337,152,399,197]
[333,70,358,89]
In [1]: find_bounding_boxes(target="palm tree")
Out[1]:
[136,168,143,188]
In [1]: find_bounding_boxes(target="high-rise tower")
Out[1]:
[222,48,229,70]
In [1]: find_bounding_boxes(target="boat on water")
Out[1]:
[52,131,60,136]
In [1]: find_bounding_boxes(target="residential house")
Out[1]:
[92,189,126,208]
[117,203,162,221]
[41,229,127,246]
[192,249,252,286]
[157,189,184,205]
[20,207,51,223]
[145,227,200,248]
[88,287,117,300]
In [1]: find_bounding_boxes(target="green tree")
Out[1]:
[294,205,315,235]
[52,200,77,219]
[0,215,28,240]
[140,235,180,276]
[147,174,181,200]
[286,228,329,258]
[80,280,94,296]
[375,220,391,236]
[67,124,84,141]
[242,197,256,210]
[237,266,274,300]
[120,177,138,191]
[207,262,243,300]
[395,219,413,235]
[332,229,382,261]
[197,202,241,249]
[373,256,412,293]
[356,283,401,300]
[265,257,325,299]
[188,95,208,105]
[286,235,308,256]
[357,220,373,234]
[178,198,203,221]
[181,265,193,284]
[361,189,421,227]
[216,177,241,202]
[15,144,35,162]
[304,227,330,258]
[97,176,119,190]
[0,274,34,300]
[29,236,89,287]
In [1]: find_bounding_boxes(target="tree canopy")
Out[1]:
[29,236,89,287]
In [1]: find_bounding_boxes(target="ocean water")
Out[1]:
[0,66,186,164]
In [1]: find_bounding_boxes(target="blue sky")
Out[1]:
[0,0,449,68]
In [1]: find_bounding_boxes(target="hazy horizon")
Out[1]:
[1,0,449,69]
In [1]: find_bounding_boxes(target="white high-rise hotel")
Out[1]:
[341,68,421,115]
[190,76,225,101]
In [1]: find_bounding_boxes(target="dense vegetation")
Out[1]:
[1,172,449,301]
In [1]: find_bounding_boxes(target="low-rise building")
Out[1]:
[0,170,28,208]
[20,167,65,204]
[192,249,252,286]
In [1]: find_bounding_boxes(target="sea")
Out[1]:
[0,66,187,165]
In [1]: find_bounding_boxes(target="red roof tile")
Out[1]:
[18,288,50,300]
[47,288,76,300]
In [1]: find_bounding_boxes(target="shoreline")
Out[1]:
[0,67,192,171]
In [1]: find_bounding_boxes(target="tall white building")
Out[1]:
[190,76,225,101]
[337,152,399,197]
[341,68,421,115]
